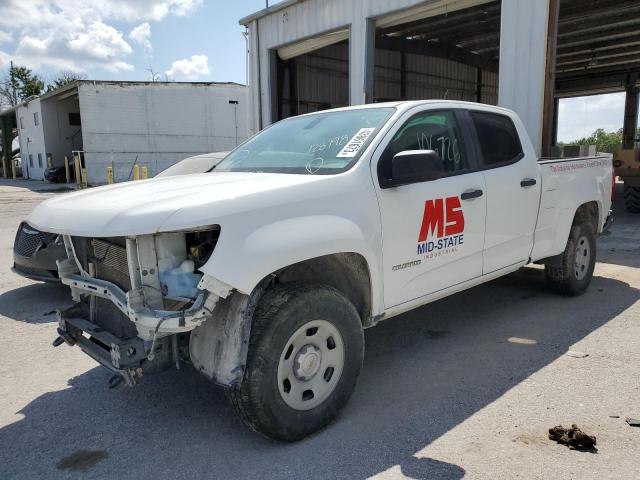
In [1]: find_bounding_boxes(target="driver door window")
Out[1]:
[378,110,469,185]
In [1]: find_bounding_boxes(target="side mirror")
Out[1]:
[386,150,443,187]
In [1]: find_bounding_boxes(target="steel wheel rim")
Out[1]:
[574,235,591,281]
[277,319,345,411]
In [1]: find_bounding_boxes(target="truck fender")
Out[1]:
[199,215,380,299]
[550,200,602,255]
[189,279,267,386]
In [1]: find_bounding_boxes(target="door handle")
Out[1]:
[520,178,537,187]
[460,189,483,201]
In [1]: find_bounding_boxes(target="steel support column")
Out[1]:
[623,75,639,149]
[499,0,552,156]
[541,0,560,157]
[362,18,376,104]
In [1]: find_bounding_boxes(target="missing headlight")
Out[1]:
[186,229,220,270]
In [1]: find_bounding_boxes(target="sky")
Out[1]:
[557,92,627,143]
[0,0,631,143]
[0,0,277,84]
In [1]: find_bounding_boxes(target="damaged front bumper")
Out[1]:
[58,263,214,338]
[53,233,237,384]
[55,304,147,386]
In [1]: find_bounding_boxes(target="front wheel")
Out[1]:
[226,283,364,441]
[545,222,596,296]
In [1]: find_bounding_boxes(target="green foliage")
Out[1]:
[0,62,44,108]
[559,128,623,153]
[575,128,623,153]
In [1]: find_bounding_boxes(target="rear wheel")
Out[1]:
[545,221,596,296]
[623,184,640,213]
[226,283,364,441]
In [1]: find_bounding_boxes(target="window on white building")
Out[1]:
[38,153,43,168]
[33,112,39,126]
[29,154,33,167]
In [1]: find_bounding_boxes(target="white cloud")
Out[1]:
[0,0,202,73]
[0,50,10,68]
[12,20,134,72]
[129,22,152,55]
[557,92,626,143]
[0,30,12,44]
[87,0,203,22]
[165,54,209,80]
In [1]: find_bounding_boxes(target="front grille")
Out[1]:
[14,223,44,257]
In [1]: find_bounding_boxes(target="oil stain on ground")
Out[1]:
[56,449,108,472]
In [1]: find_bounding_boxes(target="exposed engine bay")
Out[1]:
[52,227,248,386]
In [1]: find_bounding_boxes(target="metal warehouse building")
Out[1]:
[9,81,248,184]
[240,0,640,156]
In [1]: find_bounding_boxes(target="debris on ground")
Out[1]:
[548,424,597,451]
[625,418,640,427]
[566,350,589,358]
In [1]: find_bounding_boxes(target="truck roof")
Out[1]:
[295,100,517,117]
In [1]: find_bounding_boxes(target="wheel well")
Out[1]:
[573,201,599,233]
[271,253,373,327]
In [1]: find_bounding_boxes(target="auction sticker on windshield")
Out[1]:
[336,128,376,158]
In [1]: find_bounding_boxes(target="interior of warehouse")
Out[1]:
[272,1,501,121]
[551,0,640,151]
[263,0,638,155]
[274,37,350,120]
[372,0,500,104]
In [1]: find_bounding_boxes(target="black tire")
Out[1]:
[545,221,596,296]
[623,185,640,213]
[225,282,364,442]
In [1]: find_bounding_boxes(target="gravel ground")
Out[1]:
[0,179,638,480]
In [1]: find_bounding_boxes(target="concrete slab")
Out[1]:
[0,183,638,479]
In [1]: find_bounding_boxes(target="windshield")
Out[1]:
[214,107,395,174]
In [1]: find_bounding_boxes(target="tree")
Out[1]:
[46,71,87,92]
[146,66,171,82]
[574,128,623,153]
[0,61,44,109]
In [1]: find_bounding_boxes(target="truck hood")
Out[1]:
[27,172,328,237]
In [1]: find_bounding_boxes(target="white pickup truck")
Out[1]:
[27,101,613,441]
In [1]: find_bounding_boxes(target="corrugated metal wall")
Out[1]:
[278,41,499,120]
[279,42,349,118]
[374,49,499,104]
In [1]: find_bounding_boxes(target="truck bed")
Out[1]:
[531,155,613,262]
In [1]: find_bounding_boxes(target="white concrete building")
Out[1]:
[16,97,49,180]
[14,81,248,183]
[240,0,640,157]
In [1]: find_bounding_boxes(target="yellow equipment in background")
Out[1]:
[614,149,640,213]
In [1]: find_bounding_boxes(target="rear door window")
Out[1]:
[470,111,524,167]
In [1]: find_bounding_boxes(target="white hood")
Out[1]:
[27,172,328,237]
